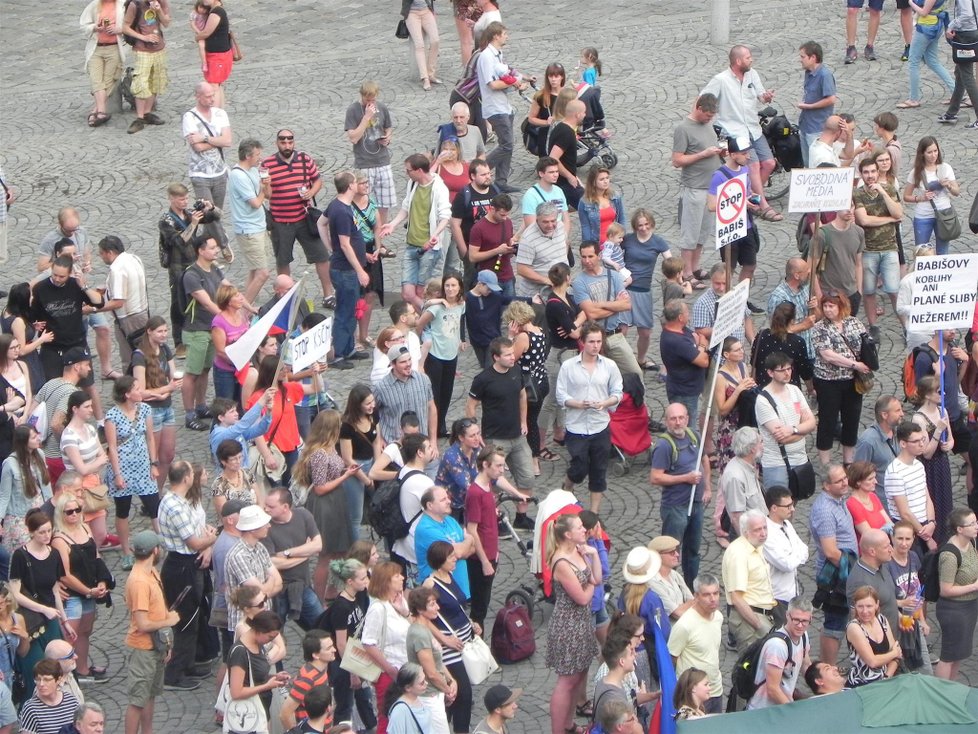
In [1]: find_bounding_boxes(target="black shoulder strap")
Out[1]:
[189,110,224,161]
[393,700,425,734]
[760,390,793,469]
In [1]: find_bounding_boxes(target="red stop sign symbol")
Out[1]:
[717,177,747,225]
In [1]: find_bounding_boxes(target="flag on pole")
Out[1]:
[650,616,677,734]
[226,283,300,371]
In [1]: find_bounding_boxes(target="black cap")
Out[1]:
[484,685,521,712]
[62,347,92,366]
[221,499,247,518]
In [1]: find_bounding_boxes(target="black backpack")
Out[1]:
[918,543,962,602]
[122,0,140,46]
[367,469,424,543]
[727,630,796,711]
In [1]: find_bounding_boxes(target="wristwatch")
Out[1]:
[283,549,292,558]
[203,134,210,144]
[792,426,799,435]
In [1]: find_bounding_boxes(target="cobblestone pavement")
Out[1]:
[2,0,977,730]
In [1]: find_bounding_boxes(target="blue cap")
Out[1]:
[477,270,502,292]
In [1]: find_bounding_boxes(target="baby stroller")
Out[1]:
[609,373,652,476]
[577,126,618,170]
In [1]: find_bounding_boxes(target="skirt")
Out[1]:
[936,596,978,662]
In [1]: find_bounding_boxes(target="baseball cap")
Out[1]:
[221,499,247,518]
[62,347,92,366]
[476,270,502,293]
[131,530,164,555]
[387,345,412,363]
[727,135,751,153]
[484,684,522,712]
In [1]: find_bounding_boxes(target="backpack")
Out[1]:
[122,0,140,46]
[490,600,536,664]
[918,543,962,602]
[901,345,938,404]
[367,468,424,543]
[652,429,699,464]
[727,630,796,711]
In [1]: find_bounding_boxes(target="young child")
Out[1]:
[579,510,611,645]
[661,255,692,305]
[579,47,603,87]
[600,222,631,287]
[189,0,210,73]
[418,277,446,366]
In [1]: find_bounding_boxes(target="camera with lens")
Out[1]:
[193,199,207,212]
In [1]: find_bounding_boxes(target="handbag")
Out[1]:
[760,390,816,500]
[437,612,498,684]
[248,392,288,484]
[339,610,383,682]
[853,370,875,395]
[859,331,880,371]
[3,627,26,706]
[17,549,49,640]
[81,475,111,513]
[395,18,409,39]
[222,646,269,734]
[301,161,323,240]
[931,199,962,241]
[229,31,243,62]
[524,371,544,404]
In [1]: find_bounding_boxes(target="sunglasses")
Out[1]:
[278,136,294,141]
[58,648,77,660]
[64,507,83,516]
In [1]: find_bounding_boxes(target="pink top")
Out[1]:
[846,492,889,542]
[438,162,470,203]
[211,312,249,372]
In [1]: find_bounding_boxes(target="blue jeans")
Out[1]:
[332,268,360,359]
[212,365,241,406]
[913,216,950,255]
[0,545,10,581]
[273,585,324,631]
[660,501,704,587]
[341,458,373,542]
[294,404,320,441]
[761,463,789,490]
[908,27,955,101]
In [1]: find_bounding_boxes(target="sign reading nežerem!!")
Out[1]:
[715,174,748,250]
[907,254,978,331]
[787,167,855,213]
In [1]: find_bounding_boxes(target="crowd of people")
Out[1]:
[0,0,977,732]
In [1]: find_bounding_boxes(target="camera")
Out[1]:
[193,199,207,212]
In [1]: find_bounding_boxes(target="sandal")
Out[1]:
[539,448,560,462]
[185,416,209,431]
[380,247,397,258]
[92,112,111,127]
[576,701,594,718]
[897,100,921,109]
[565,725,588,734]
[101,369,123,381]
[757,206,784,222]
[692,268,710,280]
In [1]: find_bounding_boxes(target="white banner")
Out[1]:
[289,317,332,372]
[907,254,978,331]
[710,279,751,349]
[715,174,749,250]
[787,167,855,213]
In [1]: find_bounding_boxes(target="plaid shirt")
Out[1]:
[158,492,204,554]
[224,539,273,630]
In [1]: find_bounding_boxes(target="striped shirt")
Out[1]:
[884,457,930,525]
[288,663,331,722]
[224,539,273,630]
[374,371,433,442]
[19,690,78,734]
[158,492,204,554]
[262,151,320,224]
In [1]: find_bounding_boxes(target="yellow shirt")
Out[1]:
[667,607,724,697]
[722,536,776,608]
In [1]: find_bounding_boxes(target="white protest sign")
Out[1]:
[289,317,332,372]
[710,279,751,349]
[788,167,855,213]
[907,254,978,331]
[715,174,748,250]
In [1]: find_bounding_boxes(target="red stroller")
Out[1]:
[609,373,653,475]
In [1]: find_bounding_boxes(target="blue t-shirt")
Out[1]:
[650,429,704,506]
[521,183,567,218]
[622,234,670,292]
[326,198,366,272]
[415,514,470,598]
[571,267,628,331]
[659,327,705,397]
[228,166,267,234]
[798,64,837,135]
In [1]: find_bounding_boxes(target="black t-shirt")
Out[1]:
[545,293,580,350]
[317,590,368,639]
[10,547,64,607]
[451,184,499,243]
[30,277,97,349]
[203,6,232,53]
[326,198,366,271]
[339,419,377,461]
[548,122,578,180]
[228,644,272,712]
[131,344,174,408]
[468,365,525,439]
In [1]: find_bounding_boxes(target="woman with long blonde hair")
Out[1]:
[295,410,357,599]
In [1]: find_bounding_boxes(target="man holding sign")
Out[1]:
[708,136,763,312]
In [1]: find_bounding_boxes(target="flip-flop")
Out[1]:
[87,112,98,127]
[897,100,921,109]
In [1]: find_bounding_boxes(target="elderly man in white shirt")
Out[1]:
[763,484,810,613]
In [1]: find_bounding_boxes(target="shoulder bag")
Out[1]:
[301,157,323,240]
[759,390,816,500]
[248,391,287,485]
[81,471,111,514]
[2,624,26,706]
[221,645,269,734]
[17,548,50,640]
[339,605,383,682]
[931,198,962,241]
[437,611,498,684]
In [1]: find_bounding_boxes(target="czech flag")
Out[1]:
[226,283,299,371]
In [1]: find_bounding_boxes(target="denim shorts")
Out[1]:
[85,311,110,329]
[150,405,176,428]
[823,605,850,639]
[862,250,900,295]
[402,244,445,287]
[593,604,611,628]
[64,595,97,620]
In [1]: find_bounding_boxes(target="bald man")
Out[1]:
[547,99,587,209]
[808,115,855,168]
[45,639,85,704]
[182,81,233,210]
[845,527,900,633]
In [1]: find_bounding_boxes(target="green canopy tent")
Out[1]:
[679,675,978,733]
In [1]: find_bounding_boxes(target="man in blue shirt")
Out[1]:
[797,42,837,165]
[228,138,272,303]
[414,486,475,597]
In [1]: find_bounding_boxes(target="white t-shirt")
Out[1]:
[905,163,955,220]
[747,630,808,710]
[472,9,502,45]
[106,251,148,316]
[884,457,929,524]
[182,106,231,179]
[755,385,810,468]
[391,465,435,563]
[477,44,512,117]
